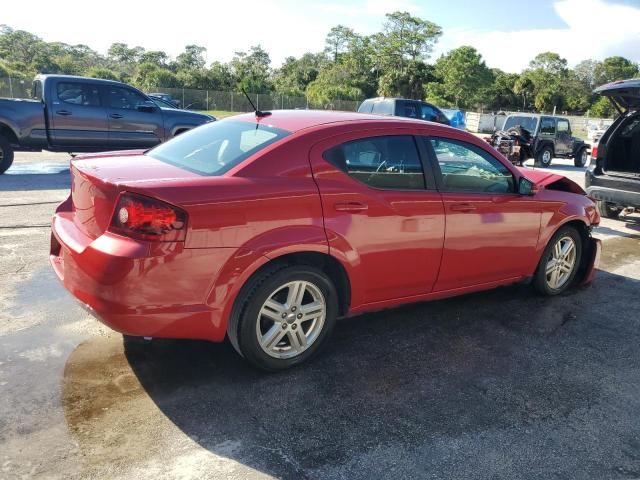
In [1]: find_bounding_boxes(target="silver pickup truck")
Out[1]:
[0,74,214,173]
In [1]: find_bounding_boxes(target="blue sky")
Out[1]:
[3,0,640,72]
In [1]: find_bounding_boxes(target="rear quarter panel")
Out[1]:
[0,98,48,148]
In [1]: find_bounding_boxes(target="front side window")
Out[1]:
[147,120,289,176]
[398,101,419,119]
[428,138,514,193]
[108,86,148,110]
[420,104,439,121]
[323,135,425,190]
[541,117,556,134]
[57,82,101,106]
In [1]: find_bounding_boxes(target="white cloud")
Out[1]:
[434,0,640,71]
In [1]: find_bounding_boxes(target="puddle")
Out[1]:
[6,162,70,175]
[599,236,640,271]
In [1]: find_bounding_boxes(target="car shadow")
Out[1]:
[0,171,70,192]
[61,242,640,478]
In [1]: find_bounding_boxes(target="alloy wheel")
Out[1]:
[545,236,577,290]
[256,280,326,359]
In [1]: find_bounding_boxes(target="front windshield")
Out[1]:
[147,120,290,176]
[503,116,539,133]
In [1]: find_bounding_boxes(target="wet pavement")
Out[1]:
[1,153,640,479]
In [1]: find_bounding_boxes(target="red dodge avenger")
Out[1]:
[50,110,601,370]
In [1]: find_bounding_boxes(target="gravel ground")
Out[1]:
[1,152,639,480]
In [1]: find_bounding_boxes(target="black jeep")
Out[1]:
[489,114,590,168]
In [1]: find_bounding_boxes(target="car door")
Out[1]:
[309,131,445,305]
[556,118,572,155]
[49,80,110,148]
[423,136,542,291]
[105,85,164,149]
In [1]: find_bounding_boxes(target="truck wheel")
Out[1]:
[596,200,620,219]
[534,146,553,168]
[0,135,15,175]
[574,147,588,167]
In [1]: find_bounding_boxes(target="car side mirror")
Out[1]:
[518,176,539,196]
[137,101,156,113]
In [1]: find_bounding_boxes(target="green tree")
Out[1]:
[86,67,119,81]
[574,59,600,89]
[325,26,355,63]
[230,45,273,93]
[274,53,327,96]
[590,96,615,117]
[306,63,364,105]
[176,45,207,70]
[107,43,143,64]
[593,56,639,87]
[429,46,493,108]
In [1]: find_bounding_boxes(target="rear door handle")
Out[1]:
[56,110,72,116]
[110,113,124,119]
[449,203,476,212]
[334,202,368,213]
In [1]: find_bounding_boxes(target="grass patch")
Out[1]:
[198,110,243,119]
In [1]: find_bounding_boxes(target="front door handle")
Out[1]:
[334,202,368,213]
[110,113,124,119]
[449,203,476,212]
[56,110,72,116]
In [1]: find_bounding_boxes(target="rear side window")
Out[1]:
[358,100,374,113]
[147,120,289,176]
[557,119,570,133]
[371,100,393,115]
[398,101,419,118]
[540,117,555,134]
[57,82,101,106]
[323,136,425,190]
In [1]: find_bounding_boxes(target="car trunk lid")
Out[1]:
[70,153,199,239]
[594,79,640,113]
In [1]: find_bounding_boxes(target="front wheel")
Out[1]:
[0,135,15,175]
[535,146,553,168]
[533,226,583,295]
[230,265,338,371]
[574,147,588,167]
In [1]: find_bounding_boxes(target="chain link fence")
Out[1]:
[144,87,360,112]
[0,77,361,112]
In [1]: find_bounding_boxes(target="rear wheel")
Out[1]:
[535,146,553,168]
[533,225,582,295]
[0,135,14,175]
[596,200,621,219]
[574,147,588,167]
[229,265,338,371]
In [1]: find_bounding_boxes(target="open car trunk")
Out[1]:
[604,113,640,175]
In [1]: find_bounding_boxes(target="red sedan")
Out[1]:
[50,110,602,370]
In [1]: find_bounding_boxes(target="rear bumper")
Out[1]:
[585,169,640,208]
[50,213,232,342]
[585,186,640,208]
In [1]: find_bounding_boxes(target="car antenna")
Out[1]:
[241,88,271,118]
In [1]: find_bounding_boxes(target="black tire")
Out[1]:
[596,200,621,219]
[534,145,553,168]
[574,147,588,167]
[533,225,583,296]
[229,265,338,371]
[0,135,15,175]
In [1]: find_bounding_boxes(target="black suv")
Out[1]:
[358,97,450,126]
[489,114,590,168]
[585,79,640,218]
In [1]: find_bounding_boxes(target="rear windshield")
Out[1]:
[503,116,539,133]
[147,120,290,175]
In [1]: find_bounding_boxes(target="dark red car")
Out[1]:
[50,111,602,370]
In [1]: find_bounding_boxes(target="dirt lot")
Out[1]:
[1,152,640,480]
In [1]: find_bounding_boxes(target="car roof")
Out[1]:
[229,109,433,133]
[35,74,128,88]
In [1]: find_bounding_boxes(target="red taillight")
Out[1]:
[591,145,598,159]
[109,192,187,241]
